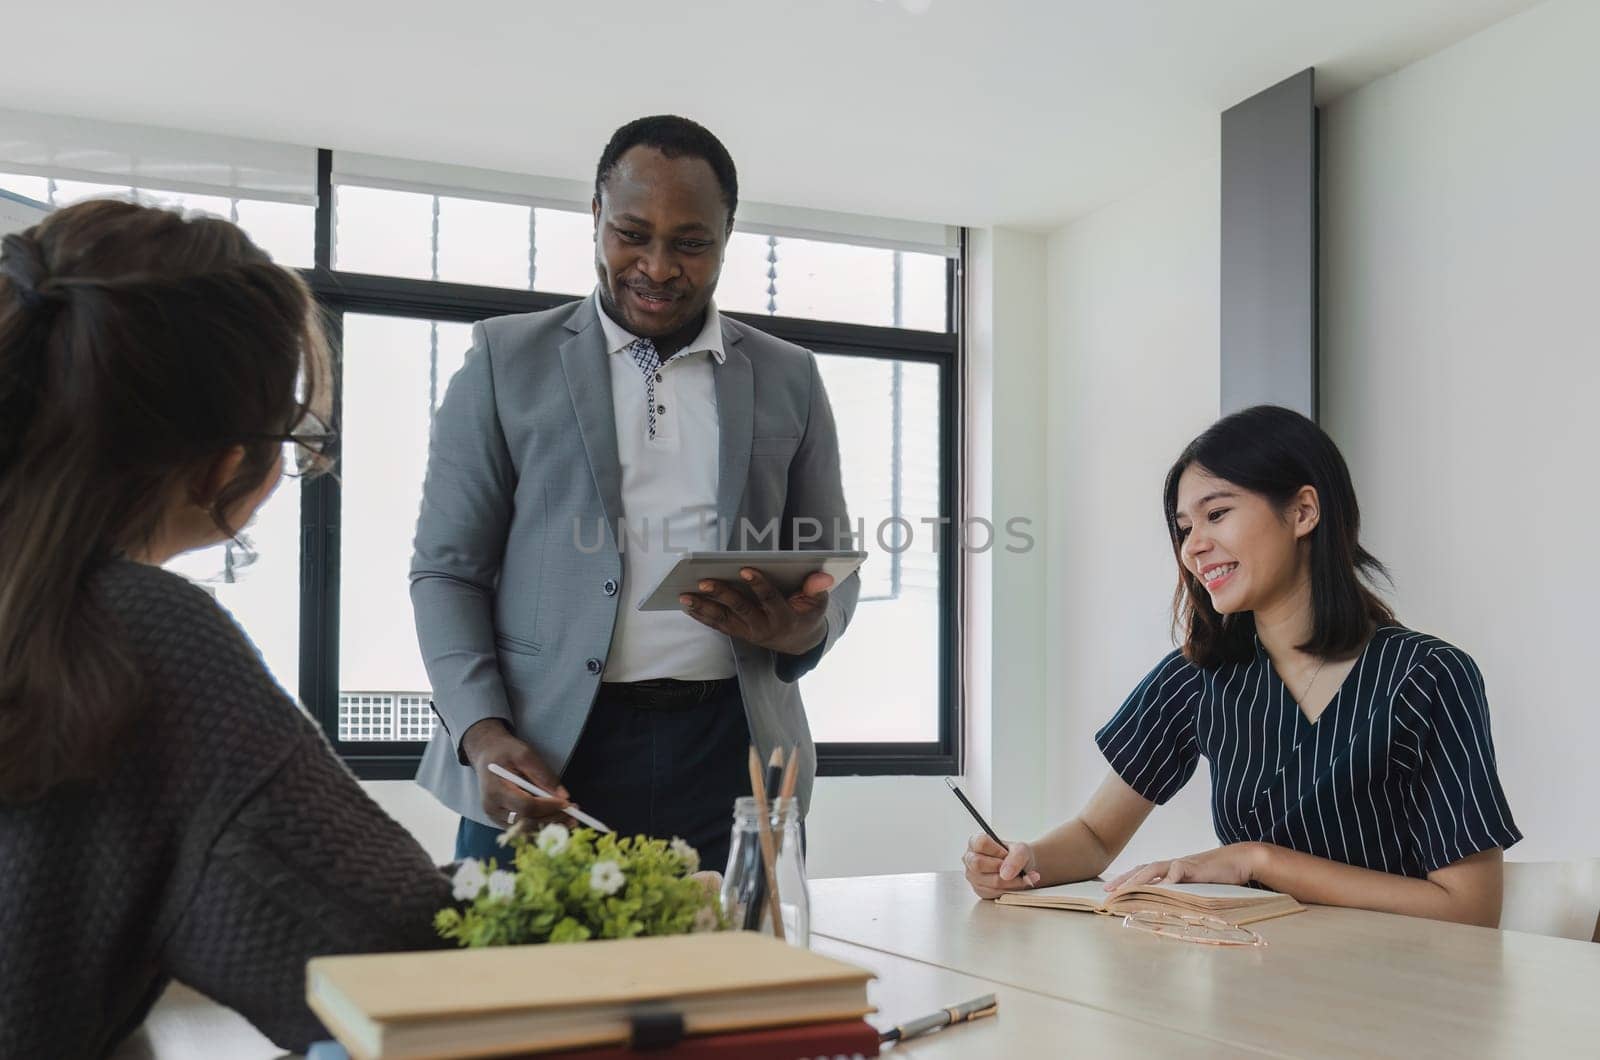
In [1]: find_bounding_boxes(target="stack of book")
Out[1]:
[307,932,879,1059]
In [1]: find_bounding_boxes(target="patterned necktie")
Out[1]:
[626,337,665,439]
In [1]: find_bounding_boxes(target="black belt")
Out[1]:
[596,677,738,711]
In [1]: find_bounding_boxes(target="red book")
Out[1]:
[536,1019,881,1059]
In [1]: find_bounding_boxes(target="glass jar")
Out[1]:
[721,795,809,947]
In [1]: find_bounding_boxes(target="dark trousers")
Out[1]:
[455,678,752,874]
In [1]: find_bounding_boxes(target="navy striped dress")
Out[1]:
[1095,626,1521,877]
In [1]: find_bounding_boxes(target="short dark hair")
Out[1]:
[595,115,738,223]
[1162,405,1396,667]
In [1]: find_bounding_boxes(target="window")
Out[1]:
[0,170,315,267]
[805,355,943,743]
[335,313,470,744]
[332,183,952,329]
[160,476,302,703]
[318,152,960,776]
[5,146,960,777]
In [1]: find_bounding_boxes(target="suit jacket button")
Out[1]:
[603,579,618,596]
[586,658,603,675]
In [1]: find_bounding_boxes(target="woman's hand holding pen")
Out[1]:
[963,834,1041,899]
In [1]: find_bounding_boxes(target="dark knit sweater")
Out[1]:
[0,560,453,1057]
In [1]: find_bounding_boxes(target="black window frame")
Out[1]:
[298,149,963,779]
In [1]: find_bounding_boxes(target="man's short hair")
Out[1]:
[595,115,738,222]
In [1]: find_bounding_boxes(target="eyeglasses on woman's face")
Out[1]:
[239,410,336,478]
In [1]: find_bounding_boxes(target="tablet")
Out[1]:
[636,550,867,612]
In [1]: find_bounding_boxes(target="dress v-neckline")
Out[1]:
[1270,632,1378,728]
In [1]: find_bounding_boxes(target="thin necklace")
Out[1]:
[1295,655,1328,707]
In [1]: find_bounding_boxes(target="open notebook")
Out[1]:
[996,880,1304,925]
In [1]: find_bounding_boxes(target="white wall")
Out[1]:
[1321,0,1600,862]
[1043,156,1223,873]
[1030,0,1600,873]
[966,227,1053,847]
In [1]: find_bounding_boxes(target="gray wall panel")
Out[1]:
[1221,68,1318,418]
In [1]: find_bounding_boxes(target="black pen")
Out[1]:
[881,994,998,1045]
[945,777,1034,886]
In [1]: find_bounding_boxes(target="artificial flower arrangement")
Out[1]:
[435,822,723,947]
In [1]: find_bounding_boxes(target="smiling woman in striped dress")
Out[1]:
[962,405,1520,925]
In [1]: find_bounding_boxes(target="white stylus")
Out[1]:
[487,762,614,834]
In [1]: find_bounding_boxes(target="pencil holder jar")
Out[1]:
[722,796,809,947]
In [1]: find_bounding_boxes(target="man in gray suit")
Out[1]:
[411,115,859,870]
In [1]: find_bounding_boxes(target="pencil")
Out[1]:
[779,748,799,804]
[764,746,784,818]
[774,748,799,850]
[742,747,786,930]
[746,746,786,942]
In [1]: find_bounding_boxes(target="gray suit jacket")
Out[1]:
[411,297,858,827]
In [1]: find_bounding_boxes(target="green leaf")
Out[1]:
[435,830,723,949]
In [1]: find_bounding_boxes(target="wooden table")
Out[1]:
[812,872,1600,1057]
[814,937,1267,1057]
[125,941,1262,1060]
[125,871,1600,1058]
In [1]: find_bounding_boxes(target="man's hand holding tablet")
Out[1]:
[635,549,866,656]
[681,567,835,656]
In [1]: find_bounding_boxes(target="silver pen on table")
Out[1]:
[880,994,998,1045]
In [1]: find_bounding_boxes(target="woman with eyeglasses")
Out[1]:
[0,200,451,1057]
[962,406,1520,926]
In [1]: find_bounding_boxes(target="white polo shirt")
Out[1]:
[593,291,737,682]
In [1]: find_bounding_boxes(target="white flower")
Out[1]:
[692,905,719,933]
[590,859,626,896]
[452,860,487,902]
[669,837,700,872]
[536,823,571,855]
[487,869,517,902]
